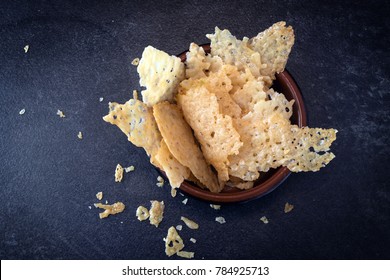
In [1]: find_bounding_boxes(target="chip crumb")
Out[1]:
[260,216,269,224]
[176,225,183,231]
[88,206,92,210]
[190,238,197,243]
[171,188,177,197]
[99,97,104,102]
[149,200,164,227]
[133,90,139,100]
[19,108,26,115]
[77,131,83,140]
[182,198,188,205]
[181,216,199,230]
[24,45,29,53]
[94,202,125,219]
[56,109,65,118]
[120,221,123,224]
[210,204,221,210]
[131,57,140,66]
[156,175,164,187]
[215,216,226,224]
[284,202,294,213]
[96,192,103,201]
[136,206,150,221]
[179,193,184,196]
[105,200,108,204]
[165,226,184,257]
[124,165,135,173]
[115,164,124,182]
[177,251,194,259]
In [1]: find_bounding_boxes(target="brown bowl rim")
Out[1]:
[162,44,307,203]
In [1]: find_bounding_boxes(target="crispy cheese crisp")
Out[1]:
[103,99,162,166]
[180,216,199,230]
[165,226,184,257]
[155,139,190,190]
[177,251,195,259]
[115,164,124,182]
[249,21,295,81]
[153,102,220,192]
[178,85,242,183]
[94,202,125,219]
[136,206,150,221]
[137,46,185,106]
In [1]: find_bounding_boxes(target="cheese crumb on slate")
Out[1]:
[177,251,194,259]
[77,131,83,140]
[56,110,65,118]
[99,97,104,102]
[176,225,183,231]
[149,200,164,227]
[96,192,103,201]
[19,109,26,115]
[24,45,29,53]
[165,226,184,257]
[215,216,226,224]
[210,204,221,210]
[136,206,150,221]
[181,216,199,229]
[115,164,124,182]
[94,202,125,219]
[182,198,188,205]
[284,202,294,213]
[260,216,269,224]
[190,238,197,243]
[124,165,135,173]
[131,57,140,66]
[156,176,164,187]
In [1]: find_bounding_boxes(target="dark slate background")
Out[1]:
[0,0,389,260]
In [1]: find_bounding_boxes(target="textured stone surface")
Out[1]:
[0,0,389,259]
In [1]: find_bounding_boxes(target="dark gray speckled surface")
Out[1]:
[0,0,389,259]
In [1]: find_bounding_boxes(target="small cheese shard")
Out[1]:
[56,110,65,118]
[19,109,26,115]
[77,131,83,140]
[260,216,269,224]
[24,45,29,53]
[215,216,226,224]
[96,192,103,201]
[124,166,135,173]
[190,238,197,243]
[165,226,184,257]
[99,97,104,102]
[131,57,140,66]
[115,164,124,182]
[177,251,195,259]
[210,204,221,210]
[176,225,183,231]
[137,46,185,106]
[94,202,125,219]
[136,206,150,221]
[181,216,199,230]
[149,200,164,227]
[284,202,294,213]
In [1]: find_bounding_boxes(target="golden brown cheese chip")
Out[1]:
[206,27,266,83]
[137,46,185,106]
[94,202,125,219]
[153,102,220,192]
[249,21,295,81]
[155,139,191,189]
[177,86,242,183]
[149,200,164,227]
[165,226,185,257]
[103,99,162,165]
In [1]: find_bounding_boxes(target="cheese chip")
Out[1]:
[178,85,242,183]
[103,99,162,165]
[155,139,191,189]
[137,46,185,106]
[165,226,184,257]
[153,102,220,192]
[249,21,295,81]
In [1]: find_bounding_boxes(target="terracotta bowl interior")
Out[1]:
[160,44,307,203]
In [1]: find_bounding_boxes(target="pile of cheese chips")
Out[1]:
[104,22,337,196]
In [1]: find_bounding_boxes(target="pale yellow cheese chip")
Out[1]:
[103,99,162,166]
[137,46,185,106]
[177,85,242,183]
[165,226,184,257]
[177,251,194,259]
[153,102,220,192]
[206,27,267,83]
[180,216,199,230]
[136,206,150,221]
[115,164,124,182]
[149,200,164,227]
[249,21,295,81]
[155,139,191,189]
